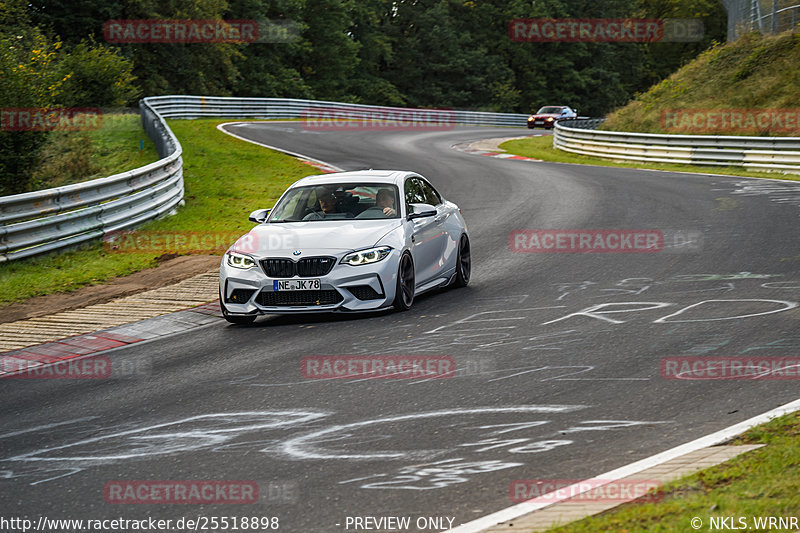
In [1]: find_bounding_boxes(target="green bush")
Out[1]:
[0,28,67,195]
[0,30,139,195]
[56,40,139,108]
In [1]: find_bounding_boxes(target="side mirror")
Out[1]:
[248,209,271,223]
[407,203,437,220]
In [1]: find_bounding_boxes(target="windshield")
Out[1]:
[268,183,401,222]
[536,107,565,114]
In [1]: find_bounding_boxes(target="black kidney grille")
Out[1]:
[260,257,336,278]
[297,257,336,277]
[261,258,295,278]
[257,290,343,307]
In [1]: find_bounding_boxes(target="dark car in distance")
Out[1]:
[527,106,577,129]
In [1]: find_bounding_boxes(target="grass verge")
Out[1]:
[32,113,160,189]
[543,410,800,533]
[500,135,800,182]
[0,118,314,306]
[601,32,800,136]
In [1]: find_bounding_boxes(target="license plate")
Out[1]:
[534,120,544,125]
[274,279,321,291]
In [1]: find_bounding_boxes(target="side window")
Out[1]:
[281,193,301,219]
[404,178,426,207]
[306,189,319,210]
[420,179,442,206]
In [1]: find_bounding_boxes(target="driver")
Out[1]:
[303,189,340,220]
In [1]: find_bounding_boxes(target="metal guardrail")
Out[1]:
[143,95,531,127]
[554,119,800,173]
[0,99,183,262]
[556,118,606,130]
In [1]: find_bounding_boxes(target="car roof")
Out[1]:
[291,170,413,188]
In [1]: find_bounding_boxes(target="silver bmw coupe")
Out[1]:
[219,170,470,324]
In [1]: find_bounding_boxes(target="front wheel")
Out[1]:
[393,252,415,311]
[453,234,471,288]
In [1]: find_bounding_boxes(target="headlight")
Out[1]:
[528,115,535,120]
[226,252,257,269]
[546,117,554,121]
[341,246,392,266]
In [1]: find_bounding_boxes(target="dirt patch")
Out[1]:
[0,255,221,324]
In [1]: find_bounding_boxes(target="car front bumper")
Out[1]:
[219,252,400,315]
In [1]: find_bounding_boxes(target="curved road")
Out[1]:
[3,123,800,532]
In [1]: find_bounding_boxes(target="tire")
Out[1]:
[453,234,471,288]
[393,252,415,311]
[219,288,257,325]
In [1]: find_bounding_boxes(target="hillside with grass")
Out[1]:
[601,31,800,136]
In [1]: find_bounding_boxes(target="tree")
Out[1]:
[637,0,727,87]
[225,0,313,98]
[346,0,405,105]
[0,27,67,194]
[299,0,360,100]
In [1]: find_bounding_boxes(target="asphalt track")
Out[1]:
[2,123,800,532]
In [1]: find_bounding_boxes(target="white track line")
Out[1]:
[216,122,344,172]
[447,397,800,533]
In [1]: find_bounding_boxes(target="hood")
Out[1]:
[229,219,402,257]
[531,113,560,119]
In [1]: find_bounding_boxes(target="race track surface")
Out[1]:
[3,123,799,532]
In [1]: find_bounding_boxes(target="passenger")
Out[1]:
[357,188,397,218]
[375,188,397,217]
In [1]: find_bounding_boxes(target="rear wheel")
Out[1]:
[393,252,415,311]
[219,288,257,325]
[453,234,471,288]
